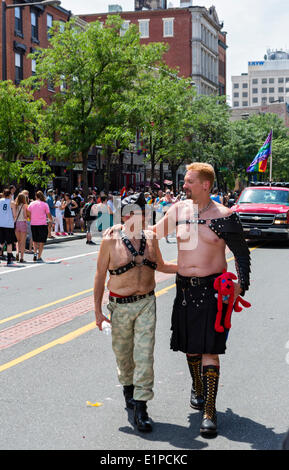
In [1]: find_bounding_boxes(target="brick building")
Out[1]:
[0,0,70,103]
[80,4,227,96]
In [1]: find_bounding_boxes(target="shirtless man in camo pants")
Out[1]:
[94,192,177,433]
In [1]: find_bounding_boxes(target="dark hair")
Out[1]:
[3,189,11,198]
[36,190,46,202]
[100,196,107,203]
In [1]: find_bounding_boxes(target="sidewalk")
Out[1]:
[45,231,87,245]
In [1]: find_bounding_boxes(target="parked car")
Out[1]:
[232,182,289,241]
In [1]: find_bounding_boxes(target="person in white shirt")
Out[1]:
[0,189,16,265]
[54,195,65,235]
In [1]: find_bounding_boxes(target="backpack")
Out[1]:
[83,203,93,221]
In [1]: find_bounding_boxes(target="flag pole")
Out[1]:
[269,128,273,184]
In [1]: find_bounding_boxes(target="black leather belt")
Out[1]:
[176,273,221,287]
[109,290,155,304]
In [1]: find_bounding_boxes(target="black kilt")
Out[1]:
[31,225,48,243]
[170,273,229,355]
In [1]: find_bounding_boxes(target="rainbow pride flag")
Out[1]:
[120,187,127,198]
[247,130,272,173]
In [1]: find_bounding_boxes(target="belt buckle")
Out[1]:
[190,277,199,287]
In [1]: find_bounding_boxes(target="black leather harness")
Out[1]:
[176,213,251,295]
[109,231,157,276]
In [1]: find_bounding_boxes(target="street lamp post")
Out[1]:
[1,0,61,80]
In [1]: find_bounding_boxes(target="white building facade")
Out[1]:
[191,6,222,95]
[232,50,289,108]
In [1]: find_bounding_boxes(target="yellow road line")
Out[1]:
[0,288,93,325]
[0,322,96,373]
[0,246,261,373]
[0,284,177,373]
[0,247,260,326]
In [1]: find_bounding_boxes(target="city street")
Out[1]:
[0,236,288,451]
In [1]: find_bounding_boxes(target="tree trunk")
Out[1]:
[81,151,89,197]
[170,164,177,191]
[104,145,113,193]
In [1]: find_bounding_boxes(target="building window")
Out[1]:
[262,97,267,104]
[163,18,174,38]
[242,101,248,107]
[14,7,23,37]
[252,79,258,84]
[138,20,150,38]
[15,52,23,84]
[242,83,248,88]
[233,102,239,107]
[286,77,289,83]
[278,77,284,83]
[252,98,258,104]
[120,20,130,36]
[233,92,239,98]
[279,96,284,102]
[269,97,275,103]
[262,78,267,84]
[242,92,248,97]
[269,78,274,84]
[278,87,284,93]
[269,88,275,93]
[31,58,37,75]
[233,83,239,89]
[31,11,39,42]
[252,88,258,94]
[47,13,53,39]
[262,88,267,93]
[286,88,289,93]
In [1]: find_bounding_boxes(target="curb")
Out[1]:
[45,233,87,245]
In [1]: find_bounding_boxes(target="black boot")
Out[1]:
[7,253,13,266]
[134,401,152,433]
[187,354,204,410]
[123,385,135,409]
[200,365,220,437]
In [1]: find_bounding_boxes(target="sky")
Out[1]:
[59,1,289,101]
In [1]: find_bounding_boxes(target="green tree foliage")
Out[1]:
[228,113,289,182]
[26,16,166,194]
[0,81,53,187]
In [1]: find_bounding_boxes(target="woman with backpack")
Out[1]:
[83,196,97,245]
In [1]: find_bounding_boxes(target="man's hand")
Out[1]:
[233,283,243,303]
[95,311,111,331]
[223,282,242,305]
[103,224,123,238]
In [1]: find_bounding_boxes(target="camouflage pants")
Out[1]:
[107,295,156,402]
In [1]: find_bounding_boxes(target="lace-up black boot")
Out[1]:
[186,354,204,410]
[134,401,152,433]
[123,385,135,409]
[200,365,220,437]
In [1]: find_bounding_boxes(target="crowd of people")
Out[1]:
[0,182,239,266]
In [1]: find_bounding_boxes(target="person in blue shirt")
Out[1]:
[210,188,223,204]
[46,189,56,238]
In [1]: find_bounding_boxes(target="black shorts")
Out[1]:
[31,225,48,243]
[0,227,17,245]
[170,273,229,355]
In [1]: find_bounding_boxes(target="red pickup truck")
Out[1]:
[232,183,289,241]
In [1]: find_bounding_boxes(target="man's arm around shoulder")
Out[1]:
[152,233,177,274]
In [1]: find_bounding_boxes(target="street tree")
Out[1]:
[0,81,53,187]
[26,16,166,195]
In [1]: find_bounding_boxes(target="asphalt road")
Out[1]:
[0,235,288,451]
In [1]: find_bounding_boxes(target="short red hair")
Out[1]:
[186,162,215,190]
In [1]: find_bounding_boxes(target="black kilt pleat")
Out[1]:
[170,274,229,355]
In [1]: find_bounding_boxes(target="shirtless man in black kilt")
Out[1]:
[151,162,251,437]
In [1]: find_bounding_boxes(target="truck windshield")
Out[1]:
[238,189,289,206]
